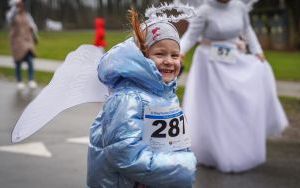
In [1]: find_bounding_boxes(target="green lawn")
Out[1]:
[0,30,300,81]
[265,51,300,81]
[0,30,130,60]
[0,67,54,84]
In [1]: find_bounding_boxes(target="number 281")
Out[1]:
[151,115,185,138]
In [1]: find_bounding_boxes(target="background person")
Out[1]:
[6,0,38,90]
[180,0,288,172]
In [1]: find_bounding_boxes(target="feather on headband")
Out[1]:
[145,2,196,23]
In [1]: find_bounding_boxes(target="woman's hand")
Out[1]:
[201,39,211,46]
[236,39,247,53]
[255,53,266,62]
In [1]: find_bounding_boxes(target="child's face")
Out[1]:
[147,39,181,83]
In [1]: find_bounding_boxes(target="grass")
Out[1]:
[0,67,54,84]
[0,30,300,81]
[0,30,130,60]
[265,51,300,81]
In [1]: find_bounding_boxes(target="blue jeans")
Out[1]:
[15,52,35,82]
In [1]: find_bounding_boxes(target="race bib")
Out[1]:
[210,44,237,64]
[143,105,191,152]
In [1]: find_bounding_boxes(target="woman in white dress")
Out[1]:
[180,0,288,172]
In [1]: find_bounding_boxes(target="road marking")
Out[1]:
[67,136,89,144]
[0,142,52,158]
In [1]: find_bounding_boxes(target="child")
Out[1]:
[87,9,197,188]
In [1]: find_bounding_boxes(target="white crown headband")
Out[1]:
[145,2,196,23]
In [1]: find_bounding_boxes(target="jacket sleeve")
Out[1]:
[103,92,197,187]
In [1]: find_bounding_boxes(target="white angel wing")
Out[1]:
[174,0,259,11]
[239,0,259,11]
[173,0,206,8]
[12,45,108,143]
[145,2,196,23]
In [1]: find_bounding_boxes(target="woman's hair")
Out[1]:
[128,8,147,55]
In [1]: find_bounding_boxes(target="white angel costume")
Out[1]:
[180,0,288,172]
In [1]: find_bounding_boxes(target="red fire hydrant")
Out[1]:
[94,18,107,48]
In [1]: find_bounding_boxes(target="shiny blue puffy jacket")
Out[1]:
[87,38,197,188]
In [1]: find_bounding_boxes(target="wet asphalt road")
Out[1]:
[0,79,299,188]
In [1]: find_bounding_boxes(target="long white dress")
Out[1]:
[180,0,288,172]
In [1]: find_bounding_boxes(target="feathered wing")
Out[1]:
[173,0,206,8]
[174,0,259,12]
[12,45,108,143]
[145,1,196,23]
[239,0,260,11]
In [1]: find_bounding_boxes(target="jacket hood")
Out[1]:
[98,38,177,96]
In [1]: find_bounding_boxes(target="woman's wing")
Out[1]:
[12,45,108,143]
[174,0,260,12]
[173,0,206,8]
[239,0,260,11]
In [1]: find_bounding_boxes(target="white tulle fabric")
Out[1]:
[180,0,288,172]
[183,44,288,172]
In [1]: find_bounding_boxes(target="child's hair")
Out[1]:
[128,8,148,55]
[128,8,181,56]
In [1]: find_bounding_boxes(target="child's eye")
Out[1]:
[155,53,164,56]
[172,54,180,58]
